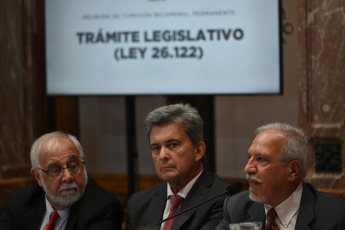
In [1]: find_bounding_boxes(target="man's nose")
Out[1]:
[61,167,74,182]
[244,158,257,175]
[159,146,170,160]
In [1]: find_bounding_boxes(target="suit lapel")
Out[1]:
[22,193,46,230]
[295,183,314,230]
[145,183,168,230]
[23,206,46,229]
[171,170,212,230]
[66,202,79,230]
[172,186,207,229]
[246,203,266,230]
[247,202,265,222]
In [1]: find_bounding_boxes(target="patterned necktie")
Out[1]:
[163,195,184,230]
[265,208,279,230]
[43,211,59,230]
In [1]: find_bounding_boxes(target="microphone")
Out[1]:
[143,182,243,230]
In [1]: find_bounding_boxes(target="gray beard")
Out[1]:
[248,187,267,203]
[41,173,88,208]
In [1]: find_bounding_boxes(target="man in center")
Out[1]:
[126,103,229,230]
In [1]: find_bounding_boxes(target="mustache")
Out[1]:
[58,182,79,193]
[246,174,263,183]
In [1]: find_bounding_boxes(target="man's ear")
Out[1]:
[288,160,301,182]
[195,141,206,162]
[31,168,43,187]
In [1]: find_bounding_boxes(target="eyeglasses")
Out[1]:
[38,161,85,178]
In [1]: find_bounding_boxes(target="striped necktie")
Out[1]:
[163,195,184,230]
[43,211,59,230]
[265,208,279,230]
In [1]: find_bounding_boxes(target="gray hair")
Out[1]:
[30,131,85,168]
[255,122,310,179]
[144,103,203,145]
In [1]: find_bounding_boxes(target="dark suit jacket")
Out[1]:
[0,176,124,230]
[126,169,230,230]
[216,182,345,230]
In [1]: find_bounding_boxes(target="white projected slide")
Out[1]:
[45,0,281,95]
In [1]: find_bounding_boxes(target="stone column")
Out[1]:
[0,0,46,211]
[297,0,345,198]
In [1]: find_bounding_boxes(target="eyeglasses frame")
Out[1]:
[38,161,86,178]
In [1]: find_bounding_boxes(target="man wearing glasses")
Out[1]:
[0,131,124,230]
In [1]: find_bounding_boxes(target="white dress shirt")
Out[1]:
[264,182,303,230]
[39,197,70,230]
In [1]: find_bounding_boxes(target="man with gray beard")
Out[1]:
[0,131,124,230]
[216,123,345,230]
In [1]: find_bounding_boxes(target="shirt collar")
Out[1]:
[167,169,203,199]
[264,182,303,228]
[45,196,71,222]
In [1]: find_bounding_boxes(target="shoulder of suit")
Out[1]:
[304,182,345,208]
[227,190,250,204]
[82,176,122,205]
[198,169,229,187]
[71,179,123,218]
[11,182,43,199]
[128,181,166,200]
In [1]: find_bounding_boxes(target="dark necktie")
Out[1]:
[43,211,59,230]
[163,195,184,230]
[265,208,279,230]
